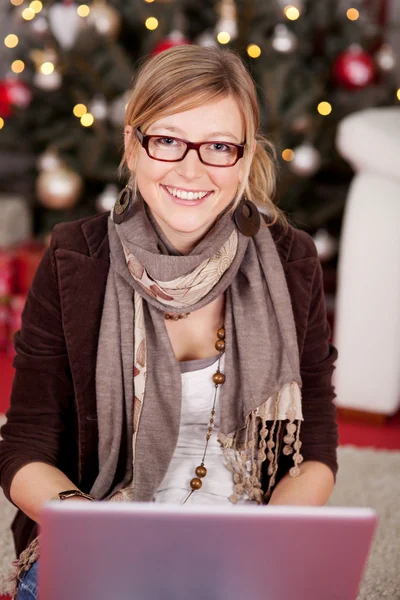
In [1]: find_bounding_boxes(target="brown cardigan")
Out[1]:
[0,212,338,557]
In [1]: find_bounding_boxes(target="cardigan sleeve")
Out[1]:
[0,232,75,504]
[297,256,338,477]
[266,225,339,490]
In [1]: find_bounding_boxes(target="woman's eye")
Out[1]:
[212,143,230,152]
[157,137,175,145]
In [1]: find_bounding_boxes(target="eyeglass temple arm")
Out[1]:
[136,128,144,143]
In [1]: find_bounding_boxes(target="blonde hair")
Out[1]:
[120,45,287,227]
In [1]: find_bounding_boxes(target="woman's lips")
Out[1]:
[161,185,213,206]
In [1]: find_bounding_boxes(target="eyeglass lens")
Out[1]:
[148,137,238,166]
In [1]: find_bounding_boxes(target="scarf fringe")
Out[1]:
[218,383,303,504]
[9,535,40,599]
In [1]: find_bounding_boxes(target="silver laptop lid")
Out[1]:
[39,502,377,600]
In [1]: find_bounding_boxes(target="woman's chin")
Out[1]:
[163,216,211,237]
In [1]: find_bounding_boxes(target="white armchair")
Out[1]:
[334,107,400,419]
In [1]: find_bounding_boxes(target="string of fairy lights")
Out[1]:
[1,0,400,170]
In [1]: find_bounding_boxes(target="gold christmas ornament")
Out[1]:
[86,0,121,40]
[36,152,83,210]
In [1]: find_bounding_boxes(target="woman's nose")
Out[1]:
[175,148,205,179]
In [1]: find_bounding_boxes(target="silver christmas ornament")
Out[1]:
[31,15,49,36]
[96,184,119,213]
[37,148,62,172]
[109,91,131,127]
[89,94,108,121]
[276,0,303,9]
[375,44,396,73]
[48,2,80,50]
[271,24,297,53]
[196,31,217,48]
[290,143,321,177]
[33,68,62,91]
[313,229,337,262]
[32,48,62,91]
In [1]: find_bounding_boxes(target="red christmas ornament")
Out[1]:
[0,82,12,118]
[0,79,32,118]
[333,45,375,90]
[152,31,190,56]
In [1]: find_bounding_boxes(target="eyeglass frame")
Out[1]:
[135,127,246,167]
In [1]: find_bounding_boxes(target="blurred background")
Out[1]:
[0,0,399,436]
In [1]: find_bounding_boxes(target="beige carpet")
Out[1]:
[0,440,399,598]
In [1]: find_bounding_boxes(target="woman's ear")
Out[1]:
[124,125,134,170]
[124,125,133,151]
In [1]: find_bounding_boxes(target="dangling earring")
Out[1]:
[234,194,261,237]
[113,183,134,224]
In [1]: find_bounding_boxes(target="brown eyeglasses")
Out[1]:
[135,127,245,167]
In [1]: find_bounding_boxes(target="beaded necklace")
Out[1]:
[181,325,226,505]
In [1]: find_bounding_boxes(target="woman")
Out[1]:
[0,45,338,599]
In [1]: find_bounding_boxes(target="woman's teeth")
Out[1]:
[165,186,209,200]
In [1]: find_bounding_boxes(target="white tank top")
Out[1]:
[153,355,254,505]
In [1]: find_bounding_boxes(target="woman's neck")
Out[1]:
[149,210,214,255]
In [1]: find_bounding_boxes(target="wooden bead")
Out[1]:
[217,327,225,340]
[195,465,207,478]
[190,477,203,490]
[215,339,225,352]
[212,372,225,385]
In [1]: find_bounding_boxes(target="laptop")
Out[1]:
[39,502,377,600]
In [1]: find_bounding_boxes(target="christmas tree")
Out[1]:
[0,0,398,249]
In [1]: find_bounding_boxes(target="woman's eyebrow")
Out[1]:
[150,124,241,142]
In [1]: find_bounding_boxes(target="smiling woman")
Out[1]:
[119,46,280,253]
[1,45,338,600]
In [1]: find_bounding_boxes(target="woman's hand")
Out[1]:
[268,460,335,506]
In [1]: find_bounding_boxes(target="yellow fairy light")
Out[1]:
[77,4,90,17]
[22,8,35,20]
[30,1,43,13]
[284,5,300,20]
[145,17,158,30]
[10,0,24,5]
[81,113,94,127]
[11,59,25,73]
[41,62,54,75]
[346,8,359,21]
[73,103,87,117]
[396,89,400,101]
[0,118,4,130]
[217,32,231,44]
[282,149,294,162]
[247,44,261,58]
[144,0,155,3]
[317,101,332,116]
[4,34,19,48]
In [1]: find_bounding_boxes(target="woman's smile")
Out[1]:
[161,184,214,206]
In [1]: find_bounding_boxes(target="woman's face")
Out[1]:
[130,95,247,253]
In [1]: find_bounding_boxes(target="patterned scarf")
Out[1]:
[91,194,303,503]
